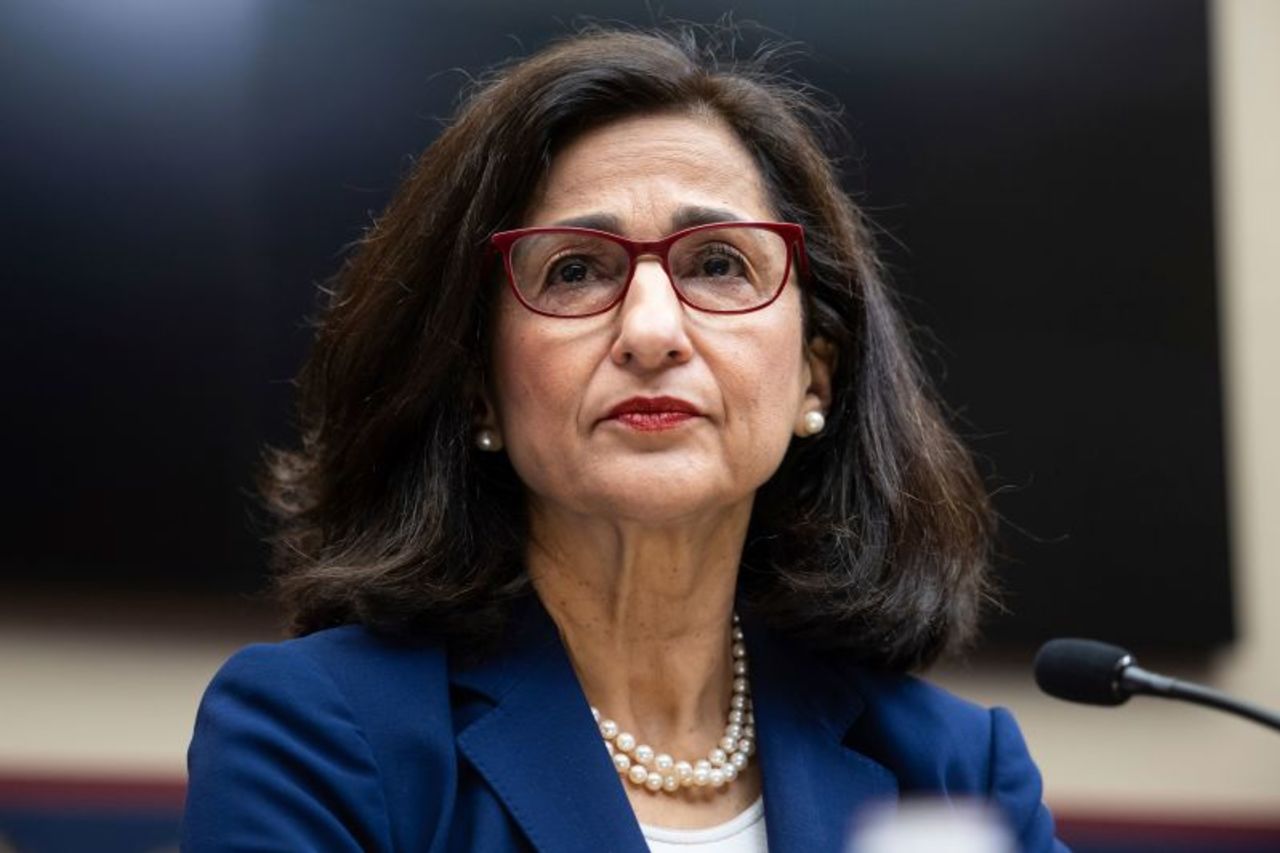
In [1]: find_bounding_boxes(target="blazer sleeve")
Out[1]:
[988,707,1071,853]
[182,643,393,852]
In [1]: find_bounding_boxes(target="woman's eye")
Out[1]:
[553,259,590,283]
[702,255,735,277]
[695,246,747,279]
[545,255,599,288]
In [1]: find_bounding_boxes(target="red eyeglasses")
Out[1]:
[490,221,808,318]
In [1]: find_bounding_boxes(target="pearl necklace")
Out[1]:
[591,615,756,794]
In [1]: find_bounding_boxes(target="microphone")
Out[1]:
[1034,638,1280,733]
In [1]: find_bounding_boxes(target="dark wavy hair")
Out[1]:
[264,26,994,671]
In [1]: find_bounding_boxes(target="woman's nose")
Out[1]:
[609,258,694,370]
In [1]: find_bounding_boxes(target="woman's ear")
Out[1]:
[795,336,837,437]
[467,373,505,451]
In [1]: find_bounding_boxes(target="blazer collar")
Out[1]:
[449,597,896,853]
[743,614,898,851]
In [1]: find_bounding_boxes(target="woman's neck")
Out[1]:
[526,498,749,754]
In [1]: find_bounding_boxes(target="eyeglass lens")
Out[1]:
[508,226,790,316]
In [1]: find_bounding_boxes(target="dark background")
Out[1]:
[0,0,1232,651]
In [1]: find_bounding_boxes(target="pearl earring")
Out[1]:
[802,410,826,436]
[475,429,501,451]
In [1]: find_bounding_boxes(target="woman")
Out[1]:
[184,27,1066,852]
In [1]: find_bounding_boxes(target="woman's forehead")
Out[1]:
[522,112,776,233]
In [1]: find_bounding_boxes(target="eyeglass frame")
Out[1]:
[489,220,809,318]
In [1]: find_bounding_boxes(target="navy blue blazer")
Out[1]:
[183,598,1067,852]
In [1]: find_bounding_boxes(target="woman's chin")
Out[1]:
[514,440,780,527]
[559,467,756,527]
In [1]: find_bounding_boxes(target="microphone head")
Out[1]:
[1034,638,1134,706]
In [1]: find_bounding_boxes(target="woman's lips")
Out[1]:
[613,411,697,431]
[604,396,703,432]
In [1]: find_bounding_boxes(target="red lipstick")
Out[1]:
[604,396,702,432]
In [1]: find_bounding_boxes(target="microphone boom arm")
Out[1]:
[1122,666,1280,733]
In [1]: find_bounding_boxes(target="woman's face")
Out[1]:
[487,112,829,525]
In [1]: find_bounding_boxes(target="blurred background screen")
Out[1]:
[1,0,1231,652]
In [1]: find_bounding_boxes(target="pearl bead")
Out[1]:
[731,642,747,659]
[644,772,664,792]
[634,744,654,765]
[803,410,825,435]
[729,709,745,725]
[475,429,501,451]
[733,660,748,676]
[718,735,737,753]
[731,694,747,710]
[723,763,738,782]
[662,774,680,792]
[732,627,744,641]
[654,753,674,772]
[732,677,749,694]
[738,738,754,756]
[613,753,631,773]
[709,748,727,766]
[743,724,755,739]
[599,719,618,740]
[725,723,742,740]
[628,765,649,785]
[615,732,636,752]
[692,766,710,787]
[674,761,693,783]
[709,768,726,787]
[730,751,748,769]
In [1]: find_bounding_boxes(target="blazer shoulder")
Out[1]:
[186,625,459,852]
[845,668,1066,852]
[845,667,1008,791]
[229,624,456,743]
[261,624,450,691]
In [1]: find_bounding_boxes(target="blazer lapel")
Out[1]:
[745,619,898,853]
[451,597,649,853]
[450,598,897,853]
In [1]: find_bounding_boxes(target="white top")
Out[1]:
[640,796,768,853]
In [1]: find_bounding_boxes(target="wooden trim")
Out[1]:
[1,774,1277,846]
[1056,811,1280,845]
[0,775,186,811]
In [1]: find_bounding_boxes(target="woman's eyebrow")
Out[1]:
[670,206,745,230]
[548,206,745,234]
[550,213,623,231]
